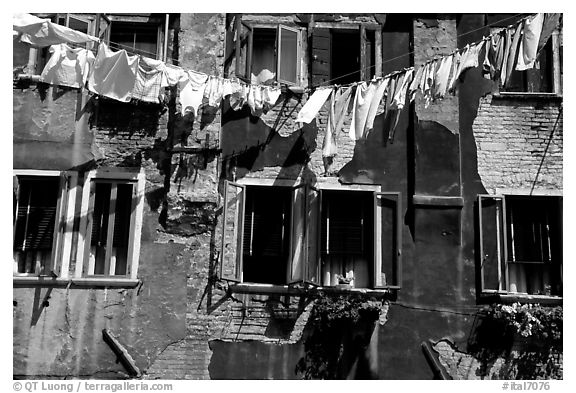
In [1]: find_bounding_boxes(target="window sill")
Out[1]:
[13,276,141,289]
[229,282,392,297]
[493,91,563,100]
[479,292,562,306]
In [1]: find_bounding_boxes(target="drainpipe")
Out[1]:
[163,13,169,62]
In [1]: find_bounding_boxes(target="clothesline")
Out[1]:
[14,12,560,162]
[313,13,528,90]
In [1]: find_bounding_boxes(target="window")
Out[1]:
[504,36,560,94]
[13,171,77,277]
[487,14,563,94]
[311,26,378,86]
[478,195,562,297]
[235,22,302,85]
[76,169,145,279]
[108,21,161,58]
[219,181,402,289]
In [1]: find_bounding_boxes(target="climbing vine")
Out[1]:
[469,303,562,379]
[295,292,387,379]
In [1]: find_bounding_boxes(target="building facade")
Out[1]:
[13,13,562,379]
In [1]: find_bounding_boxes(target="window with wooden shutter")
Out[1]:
[13,171,76,278]
[13,176,60,275]
[311,26,379,87]
[477,194,562,297]
[320,190,375,288]
[77,169,145,280]
[374,192,402,289]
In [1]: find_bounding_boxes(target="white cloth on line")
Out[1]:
[295,87,333,124]
[178,70,208,116]
[88,43,138,102]
[516,13,545,71]
[40,44,95,88]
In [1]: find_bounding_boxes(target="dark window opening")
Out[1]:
[320,190,373,287]
[505,196,562,296]
[13,176,60,275]
[505,39,554,93]
[330,29,361,85]
[251,28,277,84]
[242,186,291,285]
[109,22,158,57]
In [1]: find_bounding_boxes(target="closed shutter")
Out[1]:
[311,28,331,87]
[13,177,59,251]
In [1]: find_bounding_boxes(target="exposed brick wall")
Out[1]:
[473,95,563,193]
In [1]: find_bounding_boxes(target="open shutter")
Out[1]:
[374,192,402,289]
[220,181,245,282]
[288,184,306,283]
[235,17,253,81]
[478,195,507,292]
[311,28,331,87]
[277,25,300,85]
[305,186,321,284]
[49,173,70,276]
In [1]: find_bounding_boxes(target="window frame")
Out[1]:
[13,170,78,279]
[310,23,381,87]
[493,26,562,96]
[106,16,165,60]
[75,168,145,280]
[235,21,303,86]
[478,193,562,297]
[219,179,402,291]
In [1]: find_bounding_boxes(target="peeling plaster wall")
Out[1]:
[13,13,563,380]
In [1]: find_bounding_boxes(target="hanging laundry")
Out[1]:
[388,70,413,140]
[482,33,504,80]
[499,27,512,87]
[516,13,544,71]
[40,43,95,89]
[409,64,425,103]
[434,55,453,99]
[132,57,166,104]
[229,81,248,111]
[163,64,187,86]
[247,84,264,117]
[421,61,435,106]
[88,43,138,103]
[178,70,208,116]
[222,79,233,98]
[14,13,99,47]
[262,86,282,111]
[364,78,389,137]
[449,43,481,92]
[394,68,414,110]
[204,76,225,108]
[538,13,561,52]
[447,51,461,94]
[349,81,378,140]
[322,90,338,158]
[295,87,332,124]
[503,23,523,88]
[331,86,354,137]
